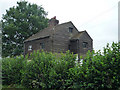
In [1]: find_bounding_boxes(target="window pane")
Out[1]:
[69,27,73,33]
[83,42,88,48]
[40,43,45,49]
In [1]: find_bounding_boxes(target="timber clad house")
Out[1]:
[24,17,93,57]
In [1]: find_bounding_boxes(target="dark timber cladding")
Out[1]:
[24,16,93,58]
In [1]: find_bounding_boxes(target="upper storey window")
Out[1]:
[83,42,88,48]
[69,27,73,33]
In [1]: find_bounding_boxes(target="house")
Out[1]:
[24,17,93,58]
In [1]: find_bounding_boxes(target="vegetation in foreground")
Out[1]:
[2,42,120,89]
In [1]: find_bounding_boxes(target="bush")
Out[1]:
[2,42,120,89]
[73,42,120,89]
[2,55,26,85]
[21,50,76,89]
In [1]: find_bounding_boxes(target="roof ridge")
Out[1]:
[79,30,86,33]
[55,21,71,27]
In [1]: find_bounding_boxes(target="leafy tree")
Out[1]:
[2,1,48,57]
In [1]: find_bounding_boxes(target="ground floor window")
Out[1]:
[40,43,45,49]
[28,45,32,51]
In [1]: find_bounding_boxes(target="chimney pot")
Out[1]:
[49,16,59,27]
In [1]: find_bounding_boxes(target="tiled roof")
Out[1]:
[71,31,85,40]
[24,21,72,42]
[24,27,51,42]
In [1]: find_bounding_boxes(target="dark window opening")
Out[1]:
[83,42,88,48]
[40,43,45,49]
[68,44,71,50]
[69,27,73,33]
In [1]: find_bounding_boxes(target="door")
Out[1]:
[69,40,78,54]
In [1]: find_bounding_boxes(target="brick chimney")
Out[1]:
[49,16,59,27]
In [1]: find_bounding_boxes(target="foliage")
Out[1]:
[2,50,76,89]
[2,1,48,57]
[0,21,2,57]
[71,42,120,89]
[21,50,76,89]
[2,84,25,89]
[2,55,26,85]
[2,42,120,89]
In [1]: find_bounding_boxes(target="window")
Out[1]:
[68,44,71,50]
[69,27,73,33]
[28,45,32,51]
[82,42,88,48]
[40,43,45,49]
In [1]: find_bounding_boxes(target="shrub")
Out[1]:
[2,55,26,85]
[76,42,120,89]
[2,42,120,89]
[21,50,76,89]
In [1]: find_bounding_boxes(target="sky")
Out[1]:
[0,0,119,52]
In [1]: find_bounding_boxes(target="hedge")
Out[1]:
[2,42,120,89]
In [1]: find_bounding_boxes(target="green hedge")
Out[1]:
[2,42,120,89]
[2,55,26,85]
[78,42,120,89]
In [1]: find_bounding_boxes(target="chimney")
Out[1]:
[49,16,59,27]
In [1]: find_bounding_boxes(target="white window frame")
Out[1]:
[28,45,32,51]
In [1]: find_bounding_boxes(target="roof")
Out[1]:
[24,21,92,42]
[71,30,93,41]
[24,27,51,42]
[71,31,85,40]
[24,21,77,42]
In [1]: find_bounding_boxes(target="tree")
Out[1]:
[2,1,48,57]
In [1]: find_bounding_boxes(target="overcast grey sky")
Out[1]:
[0,0,119,52]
